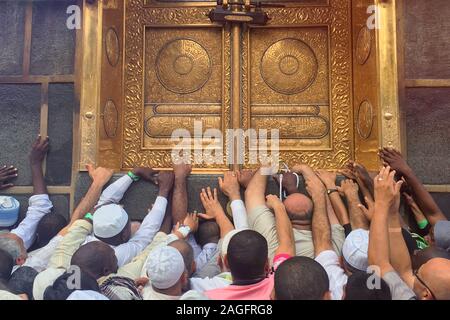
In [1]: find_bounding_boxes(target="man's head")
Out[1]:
[93,204,131,246]
[0,248,14,281]
[344,271,391,300]
[0,233,27,265]
[412,246,450,271]
[71,241,118,280]
[168,239,195,276]
[145,245,186,294]
[34,214,67,249]
[283,193,313,224]
[413,257,450,300]
[226,230,269,281]
[8,266,38,299]
[433,221,450,251]
[195,221,220,247]
[342,229,369,274]
[274,256,330,300]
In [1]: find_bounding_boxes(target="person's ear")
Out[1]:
[264,259,270,275]
[16,256,26,266]
[218,255,224,271]
[323,291,332,300]
[191,260,197,276]
[270,288,276,300]
[181,271,189,286]
[223,254,230,271]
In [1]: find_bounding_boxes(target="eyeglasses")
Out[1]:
[414,269,436,300]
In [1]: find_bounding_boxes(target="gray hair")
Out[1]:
[0,236,22,262]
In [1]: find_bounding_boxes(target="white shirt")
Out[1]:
[315,250,348,300]
[86,174,168,267]
[21,235,63,272]
[190,273,232,293]
[194,243,218,272]
[230,199,248,229]
[11,194,53,249]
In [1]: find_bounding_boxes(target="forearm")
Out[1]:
[230,200,248,229]
[403,170,445,225]
[273,204,295,256]
[72,182,103,221]
[311,193,333,256]
[31,163,47,195]
[388,212,413,281]
[346,194,369,230]
[96,174,132,207]
[216,212,234,239]
[328,193,349,225]
[368,205,392,275]
[171,177,188,224]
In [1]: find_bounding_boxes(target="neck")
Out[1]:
[232,272,267,286]
[291,221,311,231]
[153,283,182,297]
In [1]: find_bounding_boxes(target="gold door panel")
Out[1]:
[248,27,331,149]
[122,1,231,171]
[242,0,353,169]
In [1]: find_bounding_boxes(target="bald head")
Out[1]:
[169,240,194,275]
[420,258,450,300]
[71,241,118,280]
[283,193,313,222]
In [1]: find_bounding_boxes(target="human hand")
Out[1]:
[337,179,359,200]
[86,164,113,186]
[272,171,298,195]
[236,169,255,188]
[378,148,411,177]
[316,169,337,189]
[0,165,18,190]
[305,174,326,200]
[265,194,284,211]
[182,212,199,233]
[358,196,375,222]
[132,167,159,184]
[219,171,241,201]
[29,135,49,166]
[157,171,175,195]
[374,166,403,213]
[173,162,192,179]
[199,187,224,220]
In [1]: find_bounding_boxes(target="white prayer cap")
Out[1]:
[67,290,109,300]
[0,290,22,300]
[32,267,65,300]
[93,204,129,238]
[146,246,185,290]
[221,229,246,257]
[342,229,369,272]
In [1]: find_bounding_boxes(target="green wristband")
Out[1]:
[418,219,429,229]
[84,212,94,221]
[127,171,140,182]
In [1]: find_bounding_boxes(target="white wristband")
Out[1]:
[178,225,191,238]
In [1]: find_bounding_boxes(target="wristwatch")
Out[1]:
[327,188,338,195]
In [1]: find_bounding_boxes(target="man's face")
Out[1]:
[0,233,27,264]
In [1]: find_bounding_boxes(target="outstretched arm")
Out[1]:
[219,171,248,229]
[316,170,350,226]
[58,165,113,236]
[171,163,192,224]
[297,165,332,256]
[266,195,295,256]
[29,135,49,195]
[380,147,446,226]
[338,179,369,230]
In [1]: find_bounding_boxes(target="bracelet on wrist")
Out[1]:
[127,171,140,182]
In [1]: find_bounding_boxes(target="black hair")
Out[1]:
[43,270,100,300]
[227,230,268,281]
[35,214,67,249]
[0,248,14,281]
[71,241,118,280]
[344,271,392,300]
[169,239,194,275]
[195,221,220,247]
[275,256,329,300]
[8,266,38,299]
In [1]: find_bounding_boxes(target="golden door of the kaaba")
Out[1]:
[79,0,400,173]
